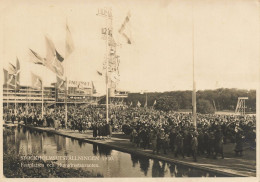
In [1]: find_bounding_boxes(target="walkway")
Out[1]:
[20,124,256,177]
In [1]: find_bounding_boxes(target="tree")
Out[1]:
[197,99,215,114]
[154,96,179,112]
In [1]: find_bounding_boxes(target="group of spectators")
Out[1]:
[124,109,255,161]
[3,104,256,161]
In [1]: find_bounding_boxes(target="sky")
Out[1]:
[0,0,259,94]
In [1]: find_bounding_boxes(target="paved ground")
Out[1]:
[20,124,256,177]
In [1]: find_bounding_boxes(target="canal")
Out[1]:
[3,125,227,177]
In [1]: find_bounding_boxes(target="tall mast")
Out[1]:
[105,9,109,124]
[192,0,197,129]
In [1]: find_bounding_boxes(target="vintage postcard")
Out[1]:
[0,0,259,181]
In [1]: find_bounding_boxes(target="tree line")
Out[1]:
[125,88,256,113]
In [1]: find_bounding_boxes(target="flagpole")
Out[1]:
[64,19,68,129]
[145,92,147,108]
[26,85,28,117]
[192,0,197,129]
[65,77,68,128]
[42,81,44,118]
[15,70,17,117]
[7,75,9,109]
[105,8,110,124]
[55,83,57,107]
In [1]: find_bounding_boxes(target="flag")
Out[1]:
[45,36,64,76]
[31,72,42,90]
[153,100,157,106]
[3,69,8,85]
[16,58,21,87]
[118,12,132,44]
[8,63,16,74]
[56,50,64,62]
[8,63,16,89]
[137,101,141,107]
[29,49,45,65]
[66,23,75,58]
[97,70,103,76]
[129,101,132,107]
[7,74,15,89]
[56,76,65,90]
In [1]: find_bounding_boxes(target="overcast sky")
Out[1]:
[0,0,259,94]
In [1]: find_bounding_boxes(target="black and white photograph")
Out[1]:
[0,0,258,179]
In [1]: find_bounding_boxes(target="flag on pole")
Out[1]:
[56,50,64,62]
[31,72,42,90]
[7,74,15,89]
[137,101,141,107]
[8,63,16,74]
[45,36,64,76]
[29,49,45,65]
[56,76,65,90]
[97,70,103,76]
[129,101,132,107]
[118,12,132,44]
[8,63,16,89]
[65,23,75,58]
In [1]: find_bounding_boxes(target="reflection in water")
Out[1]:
[139,157,150,176]
[93,144,98,156]
[131,154,139,167]
[3,126,227,177]
[98,145,112,156]
[152,160,166,177]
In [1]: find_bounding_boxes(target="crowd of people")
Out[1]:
[3,104,256,161]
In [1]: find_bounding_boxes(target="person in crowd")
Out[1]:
[174,131,184,158]
[191,131,198,162]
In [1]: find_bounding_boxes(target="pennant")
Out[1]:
[31,72,42,90]
[118,12,132,44]
[137,101,141,107]
[153,100,157,106]
[45,36,64,76]
[56,76,65,90]
[56,50,64,62]
[66,23,75,58]
[97,70,103,76]
[29,49,45,65]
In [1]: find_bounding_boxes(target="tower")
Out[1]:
[235,97,248,115]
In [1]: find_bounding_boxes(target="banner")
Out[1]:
[67,80,92,88]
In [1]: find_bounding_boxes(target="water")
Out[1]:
[4,126,227,177]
